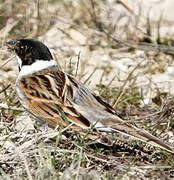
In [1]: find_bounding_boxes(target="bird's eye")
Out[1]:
[21,46,24,49]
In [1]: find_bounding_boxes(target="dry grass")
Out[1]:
[1,0,174,179]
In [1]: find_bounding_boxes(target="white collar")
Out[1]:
[18,59,57,78]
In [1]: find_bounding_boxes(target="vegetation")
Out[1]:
[0,0,174,179]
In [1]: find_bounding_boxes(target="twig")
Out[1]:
[156,12,163,44]
[0,55,15,69]
[69,56,72,70]
[99,70,105,85]
[0,104,23,111]
[0,21,18,38]
[135,105,165,121]
[117,0,146,27]
[87,0,174,55]
[100,74,117,95]
[84,67,98,85]
[100,24,174,55]
[0,84,11,94]
[112,38,174,55]
[75,51,81,77]
[117,0,137,16]
[60,123,73,133]
[132,165,173,169]
[112,60,144,107]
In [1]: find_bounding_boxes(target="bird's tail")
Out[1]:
[100,117,174,153]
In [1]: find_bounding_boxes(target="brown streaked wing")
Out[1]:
[27,100,100,140]
[19,70,99,134]
[65,74,174,153]
[19,69,174,152]
[93,94,117,114]
[27,100,65,128]
[20,76,54,102]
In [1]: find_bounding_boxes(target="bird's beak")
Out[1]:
[6,40,17,51]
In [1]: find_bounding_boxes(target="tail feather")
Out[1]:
[100,119,174,153]
[124,127,173,153]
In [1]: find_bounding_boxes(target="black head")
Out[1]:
[7,39,53,68]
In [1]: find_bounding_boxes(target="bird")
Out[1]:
[7,39,174,153]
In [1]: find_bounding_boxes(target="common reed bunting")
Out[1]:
[7,39,174,153]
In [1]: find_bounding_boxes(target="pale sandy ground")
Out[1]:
[1,0,174,149]
[1,0,174,146]
[40,0,174,98]
[2,0,174,97]
[1,0,174,179]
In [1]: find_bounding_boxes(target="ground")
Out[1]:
[0,0,174,179]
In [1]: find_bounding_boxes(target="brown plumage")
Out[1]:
[7,39,174,153]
